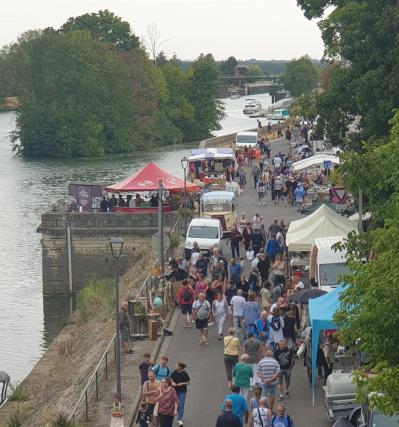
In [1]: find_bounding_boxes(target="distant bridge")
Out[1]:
[219,75,281,84]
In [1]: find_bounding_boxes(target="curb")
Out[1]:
[127,306,177,427]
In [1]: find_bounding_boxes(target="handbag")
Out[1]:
[297,342,305,358]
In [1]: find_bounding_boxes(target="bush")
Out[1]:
[76,279,115,324]
[7,384,29,402]
[53,413,81,427]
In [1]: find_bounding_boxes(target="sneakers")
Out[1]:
[178,421,184,426]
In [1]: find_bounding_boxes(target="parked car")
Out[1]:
[184,217,222,258]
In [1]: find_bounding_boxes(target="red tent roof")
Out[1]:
[104,162,200,193]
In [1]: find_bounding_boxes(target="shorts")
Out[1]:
[279,369,292,385]
[145,403,156,415]
[181,304,192,315]
[261,383,277,397]
[196,318,208,330]
[120,328,129,343]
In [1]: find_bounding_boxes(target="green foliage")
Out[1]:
[13,30,135,157]
[8,383,29,402]
[297,0,399,146]
[332,111,399,415]
[247,64,264,77]
[3,404,26,427]
[186,53,225,140]
[76,279,115,323]
[3,12,224,157]
[289,93,318,122]
[219,56,238,75]
[281,55,319,97]
[60,9,140,51]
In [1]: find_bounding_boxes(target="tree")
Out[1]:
[186,53,225,140]
[155,51,168,68]
[60,10,140,51]
[331,110,399,415]
[247,64,264,77]
[13,30,136,157]
[146,22,166,61]
[296,0,399,147]
[280,55,319,97]
[219,56,238,75]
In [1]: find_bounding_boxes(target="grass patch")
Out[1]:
[52,413,82,427]
[7,384,29,402]
[4,404,26,427]
[76,279,115,324]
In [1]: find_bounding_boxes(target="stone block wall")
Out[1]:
[38,211,178,295]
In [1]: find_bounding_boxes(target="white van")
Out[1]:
[309,236,348,292]
[184,218,222,255]
[235,131,258,149]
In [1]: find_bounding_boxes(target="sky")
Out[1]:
[1,0,325,60]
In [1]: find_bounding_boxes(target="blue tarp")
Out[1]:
[309,286,343,404]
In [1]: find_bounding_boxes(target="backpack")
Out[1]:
[155,365,170,378]
[271,415,292,427]
[182,288,192,303]
[270,316,281,331]
[277,349,291,369]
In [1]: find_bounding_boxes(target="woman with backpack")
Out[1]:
[177,279,195,328]
[212,292,229,340]
[268,307,285,350]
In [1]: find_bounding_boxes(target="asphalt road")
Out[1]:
[156,137,331,426]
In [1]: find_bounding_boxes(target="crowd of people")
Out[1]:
[132,128,339,427]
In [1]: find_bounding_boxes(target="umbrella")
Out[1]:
[291,288,327,304]
[332,417,353,427]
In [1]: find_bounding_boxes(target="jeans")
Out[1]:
[233,316,243,336]
[279,369,292,389]
[177,391,186,421]
[231,240,240,258]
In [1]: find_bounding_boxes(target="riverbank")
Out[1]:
[0,248,154,426]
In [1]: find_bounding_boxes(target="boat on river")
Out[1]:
[228,88,241,99]
[243,98,262,115]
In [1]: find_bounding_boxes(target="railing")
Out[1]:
[68,215,182,422]
[69,333,117,421]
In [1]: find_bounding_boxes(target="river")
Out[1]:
[0,93,272,384]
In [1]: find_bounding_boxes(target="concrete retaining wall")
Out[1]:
[38,212,178,295]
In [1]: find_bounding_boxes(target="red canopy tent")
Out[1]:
[104,162,200,193]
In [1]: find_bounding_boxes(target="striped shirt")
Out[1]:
[257,357,280,385]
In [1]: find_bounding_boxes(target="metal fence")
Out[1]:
[68,215,182,422]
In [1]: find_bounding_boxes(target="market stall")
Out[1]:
[309,286,343,403]
[292,154,340,172]
[286,204,358,252]
[104,162,200,212]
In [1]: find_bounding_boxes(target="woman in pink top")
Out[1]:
[194,274,208,297]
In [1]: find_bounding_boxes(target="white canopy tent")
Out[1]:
[292,154,341,172]
[286,204,358,252]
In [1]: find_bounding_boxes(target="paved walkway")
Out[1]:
[155,137,331,427]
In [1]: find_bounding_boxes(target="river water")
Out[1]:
[0,93,272,383]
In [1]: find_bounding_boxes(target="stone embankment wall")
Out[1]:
[38,211,178,294]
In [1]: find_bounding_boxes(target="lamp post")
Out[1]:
[181,157,189,233]
[109,236,124,402]
[158,179,165,277]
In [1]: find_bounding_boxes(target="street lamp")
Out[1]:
[109,236,124,402]
[181,157,189,233]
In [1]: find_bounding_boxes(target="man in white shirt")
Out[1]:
[230,289,246,337]
[273,156,282,170]
[252,253,262,269]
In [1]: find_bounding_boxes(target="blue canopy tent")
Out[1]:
[309,286,343,404]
